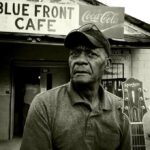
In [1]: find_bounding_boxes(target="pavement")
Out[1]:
[0,137,21,150]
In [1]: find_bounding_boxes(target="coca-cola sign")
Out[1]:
[82,11,119,24]
[80,6,124,39]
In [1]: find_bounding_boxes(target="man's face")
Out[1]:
[69,45,108,85]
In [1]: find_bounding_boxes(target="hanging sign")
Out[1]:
[0,0,124,38]
[79,5,124,39]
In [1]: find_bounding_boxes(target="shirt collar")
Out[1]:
[67,82,112,111]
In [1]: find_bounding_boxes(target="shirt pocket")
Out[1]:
[100,132,120,150]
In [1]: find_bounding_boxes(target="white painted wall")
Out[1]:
[131,49,150,109]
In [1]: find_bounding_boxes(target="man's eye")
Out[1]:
[88,52,98,57]
[70,51,79,56]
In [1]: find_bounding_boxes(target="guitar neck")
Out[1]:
[122,78,147,150]
[131,122,146,150]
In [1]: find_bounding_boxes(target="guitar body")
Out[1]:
[122,78,148,150]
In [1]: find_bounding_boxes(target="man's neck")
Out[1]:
[72,81,100,108]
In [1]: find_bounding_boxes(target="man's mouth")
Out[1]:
[73,70,89,74]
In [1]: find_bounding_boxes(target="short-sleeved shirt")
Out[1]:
[20,82,131,150]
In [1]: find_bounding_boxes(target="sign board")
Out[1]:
[79,5,124,39]
[0,0,124,38]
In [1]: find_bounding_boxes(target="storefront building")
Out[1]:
[0,0,150,142]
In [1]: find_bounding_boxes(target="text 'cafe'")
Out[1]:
[0,2,76,32]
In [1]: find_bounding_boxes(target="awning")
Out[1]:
[1,32,150,48]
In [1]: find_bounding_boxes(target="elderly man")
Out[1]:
[20,23,131,150]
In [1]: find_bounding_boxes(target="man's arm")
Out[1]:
[20,94,53,150]
[118,114,131,150]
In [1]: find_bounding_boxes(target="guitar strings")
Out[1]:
[127,85,146,150]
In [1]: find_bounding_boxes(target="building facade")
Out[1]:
[0,0,150,143]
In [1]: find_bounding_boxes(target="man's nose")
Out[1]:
[75,52,88,64]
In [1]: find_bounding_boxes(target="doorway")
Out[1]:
[12,62,69,138]
[13,67,40,136]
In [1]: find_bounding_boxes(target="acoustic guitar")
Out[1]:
[122,78,147,150]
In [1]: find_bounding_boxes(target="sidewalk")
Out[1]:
[0,137,21,150]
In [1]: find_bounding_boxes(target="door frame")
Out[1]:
[10,60,68,139]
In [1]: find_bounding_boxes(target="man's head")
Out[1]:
[64,23,111,85]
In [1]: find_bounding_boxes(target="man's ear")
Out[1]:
[105,58,112,69]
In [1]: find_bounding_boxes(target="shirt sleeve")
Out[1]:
[117,113,131,150]
[20,94,53,150]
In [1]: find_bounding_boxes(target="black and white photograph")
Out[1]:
[0,0,150,150]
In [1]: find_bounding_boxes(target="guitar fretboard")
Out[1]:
[131,123,146,150]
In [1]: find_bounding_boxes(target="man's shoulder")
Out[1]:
[104,91,130,126]
[37,83,69,98]
[105,90,123,109]
[104,91,129,122]
[47,83,69,94]
[32,83,69,104]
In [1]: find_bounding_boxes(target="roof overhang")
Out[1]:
[1,32,150,49]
